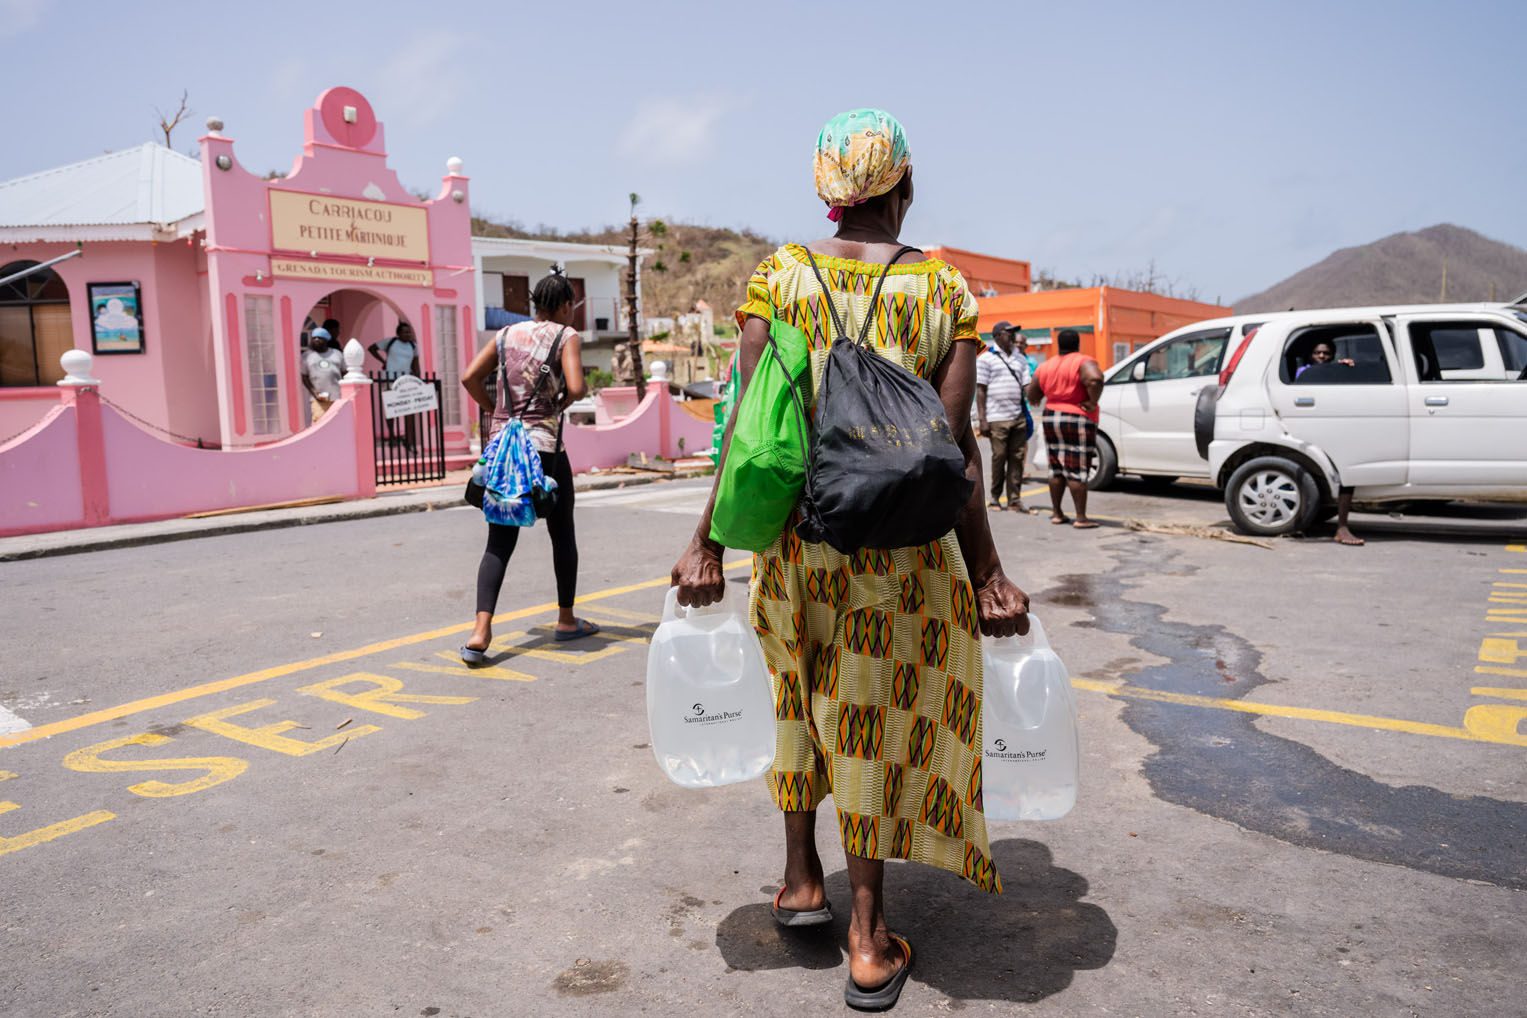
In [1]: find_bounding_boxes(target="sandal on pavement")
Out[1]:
[553,618,601,642]
[1072,520,1099,529]
[1050,514,1070,525]
[771,886,833,927]
[459,644,489,666]
[844,935,913,1011]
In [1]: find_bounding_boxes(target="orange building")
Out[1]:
[924,246,1031,296]
[976,287,1231,369]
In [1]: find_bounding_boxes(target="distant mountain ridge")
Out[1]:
[1235,224,1527,313]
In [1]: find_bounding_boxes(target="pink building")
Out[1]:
[0,86,476,456]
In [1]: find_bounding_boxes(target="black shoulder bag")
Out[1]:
[794,247,975,552]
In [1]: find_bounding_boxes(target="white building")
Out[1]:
[471,236,648,371]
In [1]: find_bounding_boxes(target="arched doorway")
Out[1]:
[298,288,414,428]
[0,260,71,387]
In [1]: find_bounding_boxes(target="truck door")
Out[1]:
[1268,318,1408,486]
[1398,315,1527,488]
[1109,326,1230,474]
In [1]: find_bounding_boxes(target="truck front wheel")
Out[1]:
[1225,456,1319,536]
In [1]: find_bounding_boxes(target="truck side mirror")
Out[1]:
[1132,361,1146,382]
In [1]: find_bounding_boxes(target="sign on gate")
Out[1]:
[380,374,439,420]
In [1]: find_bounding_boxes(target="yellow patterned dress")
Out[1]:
[738,244,1001,894]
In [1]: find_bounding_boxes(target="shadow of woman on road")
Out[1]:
[715,837,1116,1004]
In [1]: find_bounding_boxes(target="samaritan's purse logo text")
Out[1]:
[684,702,743,725]
[987,738,1047,761]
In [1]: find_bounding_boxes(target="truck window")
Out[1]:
[1282,324,1392,385]
[1140,329,1230,382]
[1495,327,1527,379]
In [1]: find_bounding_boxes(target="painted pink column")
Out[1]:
[56,352,110,526]
[340,339,376,499]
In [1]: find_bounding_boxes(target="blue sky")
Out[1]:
[3,0,1522,303]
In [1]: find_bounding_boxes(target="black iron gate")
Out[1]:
[369,371,446,486]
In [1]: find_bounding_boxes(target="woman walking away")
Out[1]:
[459,270,599,664]
[670,109,1030,1011]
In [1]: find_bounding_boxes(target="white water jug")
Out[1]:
[981,615,1080,820]
[647,586,775,788]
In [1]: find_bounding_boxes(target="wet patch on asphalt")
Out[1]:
[1049,535,1526,890]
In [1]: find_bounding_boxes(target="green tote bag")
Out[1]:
[708,318,812,552]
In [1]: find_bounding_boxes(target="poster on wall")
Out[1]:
[88,282,145,354]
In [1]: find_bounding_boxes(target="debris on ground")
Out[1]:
[1122,518,1275,549]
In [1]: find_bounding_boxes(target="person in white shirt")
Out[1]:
[300,327,346,423]
[369,321,421,376]
[975,320,1035,512]
[369,321,423,447]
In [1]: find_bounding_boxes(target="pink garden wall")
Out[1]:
[0,363,376,539]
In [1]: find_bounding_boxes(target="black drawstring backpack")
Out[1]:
[794,246,975,553]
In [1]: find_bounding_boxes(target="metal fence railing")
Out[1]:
[369,371,446,487]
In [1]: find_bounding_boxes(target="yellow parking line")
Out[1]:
[1071,678,1520,747]
[0,559,751,750]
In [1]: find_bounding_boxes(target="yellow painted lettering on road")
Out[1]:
[0,801,114,858]
[0,563,751,751]
[185,699,380,755]
[489,628,645,666]
[1476,664,1527,678]
[62,734,248,797]
[1479,638,1527,665]
[1471,686,1527,701]
[1462,703,1527,746]
[297,673,476,720]
[392,660,536,682]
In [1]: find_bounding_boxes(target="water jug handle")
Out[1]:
[1026,614,1051,650]
[662,585,683,623]
[662,585,729,622]
[987,613,1052,652]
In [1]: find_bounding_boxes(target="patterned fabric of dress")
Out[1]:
[737,244,1002,894]
[492,320,566,453]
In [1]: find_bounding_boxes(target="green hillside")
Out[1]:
[472,216,777,331]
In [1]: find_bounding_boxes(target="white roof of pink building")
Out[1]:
[0,142,204,241]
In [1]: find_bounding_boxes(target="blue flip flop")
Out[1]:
[459,644,489,666]
[553,619,600,642]
[844,935,913,1011]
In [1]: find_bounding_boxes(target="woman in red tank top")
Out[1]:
[1028,330,1105,527]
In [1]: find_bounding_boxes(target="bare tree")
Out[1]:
[624,193,648,401]
[155,89,194,148]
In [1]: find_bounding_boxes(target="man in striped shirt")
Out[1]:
[976,320,1035,512]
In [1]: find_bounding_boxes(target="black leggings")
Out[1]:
[475,450,578,613]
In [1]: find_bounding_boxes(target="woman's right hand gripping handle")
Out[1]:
[671,535,726,608]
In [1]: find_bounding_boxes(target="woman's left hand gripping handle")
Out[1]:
[672,537,727,608]
[976,571,1031,638]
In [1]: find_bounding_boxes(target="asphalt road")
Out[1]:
[1,477,1523,1017]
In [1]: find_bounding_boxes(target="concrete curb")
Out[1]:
[0,467,714,563]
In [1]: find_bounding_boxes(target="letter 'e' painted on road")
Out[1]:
[296,673,477,720]
[1462,704,1527,746]
[0,799,114,859]
[184,698,382,755]
[62,733,249,797]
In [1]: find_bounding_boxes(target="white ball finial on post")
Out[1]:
[342,338,370,383]
[58,349,100,386]
[446,156,464,175]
